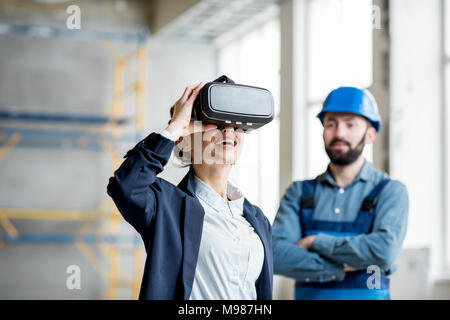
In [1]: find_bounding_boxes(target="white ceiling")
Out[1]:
[153,0,282,44]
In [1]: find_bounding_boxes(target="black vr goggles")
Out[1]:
[192,75,274,131]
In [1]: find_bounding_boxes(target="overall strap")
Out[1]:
[356,177,391,234]
[360,178,391,213]
[212,75,235,84]
[300,179,317,210]
[299,179,317,235]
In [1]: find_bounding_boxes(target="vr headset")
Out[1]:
[192,75,274,131]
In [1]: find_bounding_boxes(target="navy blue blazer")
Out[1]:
[107,132,273,300]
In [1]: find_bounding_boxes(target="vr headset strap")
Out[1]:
[213,75,235,84]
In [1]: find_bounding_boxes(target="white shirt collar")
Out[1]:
[193,174,245,215]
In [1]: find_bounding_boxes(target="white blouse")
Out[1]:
[189,175,265,300]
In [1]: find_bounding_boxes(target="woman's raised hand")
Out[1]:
[166,82,217,141]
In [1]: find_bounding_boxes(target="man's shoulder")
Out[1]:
[368,166,406,189]
[368,168,408,198]
[384,178,408,196]
[289,178,319,188]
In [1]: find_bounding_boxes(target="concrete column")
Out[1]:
[276,0,308,300]
[371,0,390,173]
[279,0,308,197]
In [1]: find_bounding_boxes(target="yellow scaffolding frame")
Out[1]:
[0,37,148,300]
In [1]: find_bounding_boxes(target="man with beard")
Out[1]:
[272,87,408,300]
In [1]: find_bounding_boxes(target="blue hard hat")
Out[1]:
[317,87,381,132]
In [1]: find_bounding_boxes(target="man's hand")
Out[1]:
[296,237,357,272]
[295,235,316,250]
[343,264,357,272]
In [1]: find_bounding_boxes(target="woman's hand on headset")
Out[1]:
[166,82,217,142]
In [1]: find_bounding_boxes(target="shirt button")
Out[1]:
[334,208,340,214]
[331,275,336,280]
[339,188,345,194]
[305,278,310,282]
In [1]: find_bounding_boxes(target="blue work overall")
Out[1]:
[295,178,391,300]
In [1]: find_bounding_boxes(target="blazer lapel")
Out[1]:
[177,168,205,299]
[243,199,268,247]
[243,199,272,299]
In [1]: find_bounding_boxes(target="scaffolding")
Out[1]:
[0,24,149,299]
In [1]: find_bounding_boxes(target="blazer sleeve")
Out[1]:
[107,132,175,239]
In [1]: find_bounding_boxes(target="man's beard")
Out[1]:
[325,132,367,166]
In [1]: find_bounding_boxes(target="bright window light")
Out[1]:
[304,0,373,177]
[445,0,450,269]
[308,0,373,102]
[217,17,280,222]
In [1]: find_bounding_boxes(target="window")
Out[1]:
[303,0,374,178]
[217,17,280,222]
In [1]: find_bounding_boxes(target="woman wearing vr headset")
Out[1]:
[107,82,273,300]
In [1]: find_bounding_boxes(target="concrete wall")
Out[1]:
[0,5,215,299]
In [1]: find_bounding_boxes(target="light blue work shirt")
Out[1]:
[189,175,265,300]
[272,160,409,283]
